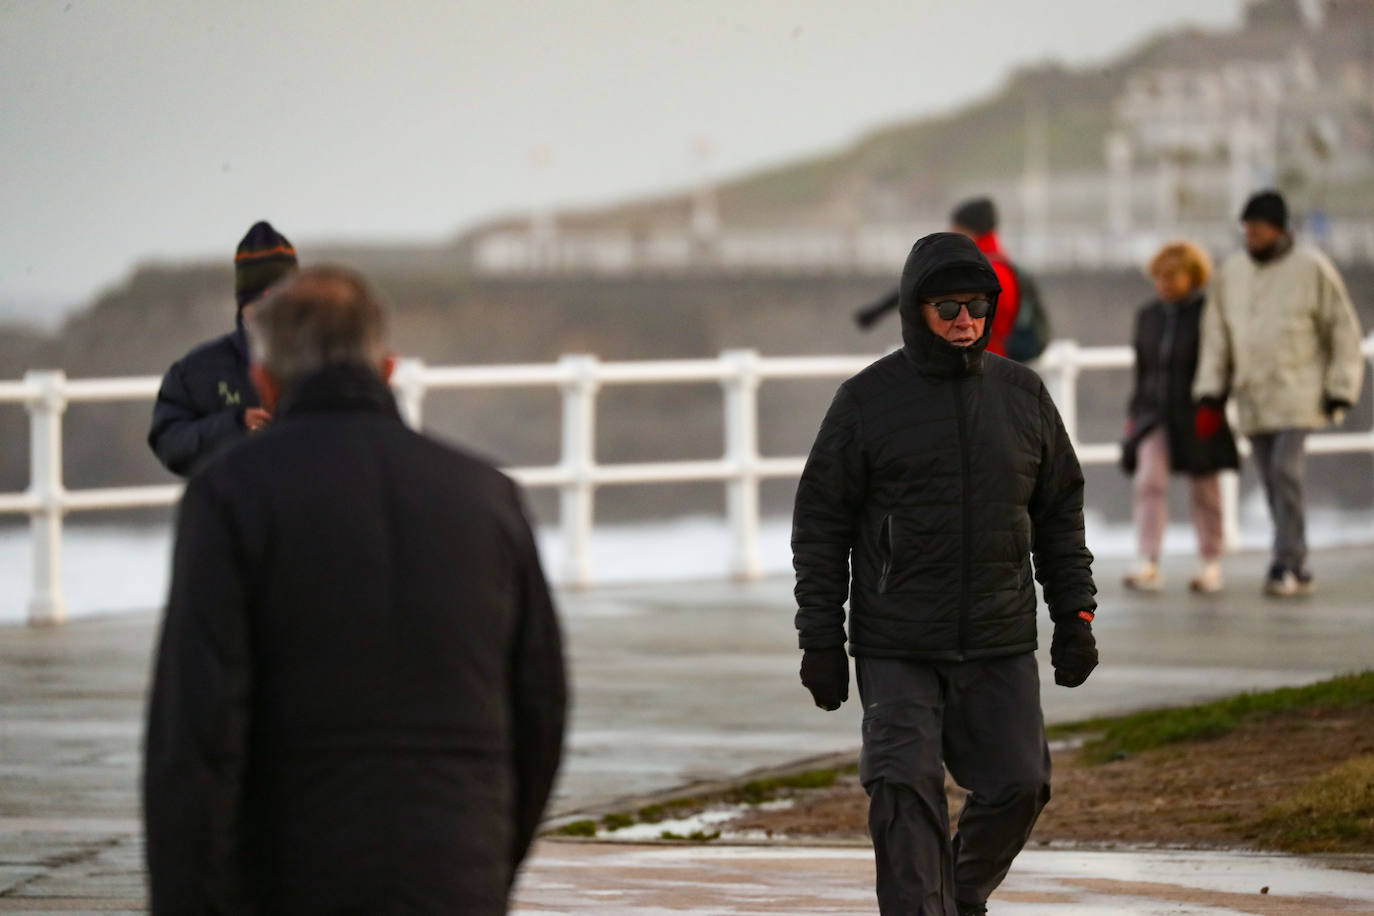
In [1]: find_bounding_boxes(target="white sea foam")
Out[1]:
[1,502,1371,625]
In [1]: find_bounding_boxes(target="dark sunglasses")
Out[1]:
[923,297,993,321]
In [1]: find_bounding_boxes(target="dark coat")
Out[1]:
[143,365,568,915]
[792,233,1096,661]
[1123,292,1239,475]
[147,327,259,477]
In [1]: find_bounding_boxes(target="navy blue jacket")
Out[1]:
[147,328,258,477]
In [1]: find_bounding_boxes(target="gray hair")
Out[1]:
[246,265,388,390]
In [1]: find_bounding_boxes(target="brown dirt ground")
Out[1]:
[729,707,1374,850]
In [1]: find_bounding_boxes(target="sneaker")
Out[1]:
[1123,560,1163,593]
[1294,568,1316,595]
[1263,564,1302,598]
[1189,561,1224,594]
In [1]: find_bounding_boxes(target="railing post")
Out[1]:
[722,349,763,580]
[25,371,67,626]
[391,357,426,429]
[1050,340,1080,445]
[559,355,599,589]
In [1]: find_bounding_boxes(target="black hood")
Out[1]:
[898,232,1002,377]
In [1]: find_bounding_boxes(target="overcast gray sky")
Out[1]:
[1,0,1248,317]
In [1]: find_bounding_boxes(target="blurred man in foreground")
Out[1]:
[1193,190,1364,596]
[148,221,297,476]
[143,266,567,913]
[794,233,1098,915]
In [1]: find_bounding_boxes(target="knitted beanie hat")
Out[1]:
[1240,190,1288,230]
[235,221,298,307]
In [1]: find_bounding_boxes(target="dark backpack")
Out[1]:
[994,257,1052,363]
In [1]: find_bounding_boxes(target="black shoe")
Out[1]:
[956,904,987,916]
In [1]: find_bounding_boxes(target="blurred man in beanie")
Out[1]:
[949,197,1021,358]
[143,265,567,912]
[856,197,1049,362]
[793,232,1098,915]
[147,221,297,476]
[1193,190,1364,596]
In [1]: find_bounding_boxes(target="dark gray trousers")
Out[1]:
[857,653,1050,916]
[1250,429,1308,571]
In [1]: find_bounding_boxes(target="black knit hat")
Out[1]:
[950,197,997,236]
[1240,190,1288,230]
[235,221,298,307]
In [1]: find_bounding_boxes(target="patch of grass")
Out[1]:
[554,819,598,838]
[601,812,635,831]
[1080,672,1374,764]
[731,768,841,804]
[1253,756,1374,853]
[638,797,699,823]
[659,830,721,842]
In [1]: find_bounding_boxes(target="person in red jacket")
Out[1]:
[950,197,1020,358]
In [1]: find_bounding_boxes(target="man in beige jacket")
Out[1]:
[1193,190,1365,597]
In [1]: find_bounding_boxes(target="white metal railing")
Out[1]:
[3,336,1373,626]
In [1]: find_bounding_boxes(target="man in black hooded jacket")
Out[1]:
[147,221,297,476]
[792,232,1099,915]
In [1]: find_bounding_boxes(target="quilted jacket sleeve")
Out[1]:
[1028,383,1098,624]
[792,384,867,650]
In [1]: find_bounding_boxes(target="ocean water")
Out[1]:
[1,489,1371,625]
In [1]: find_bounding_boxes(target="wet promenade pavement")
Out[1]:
[2,547,1372,911]
[513,843,1374,914]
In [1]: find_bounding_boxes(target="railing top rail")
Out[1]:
[10,331,1372,401]
[0,381,36,405]
[61,377,161,401]
[417,363,572,389]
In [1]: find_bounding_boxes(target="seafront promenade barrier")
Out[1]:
[3,335,1373,626]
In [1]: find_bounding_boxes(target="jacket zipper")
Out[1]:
[877,514,893,593]
[953,377,971,660]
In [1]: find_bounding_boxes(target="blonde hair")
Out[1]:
[1148,240,1213,289]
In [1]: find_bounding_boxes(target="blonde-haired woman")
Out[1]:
[1121,241,1239,593]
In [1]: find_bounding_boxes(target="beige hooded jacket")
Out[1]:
[1193,241,1364,435]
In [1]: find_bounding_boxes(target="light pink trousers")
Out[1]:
[1132,426,1223,563]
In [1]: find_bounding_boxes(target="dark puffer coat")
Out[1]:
[147,327,259,477]
[143,365,567,914]
[1123,292,1239,475]
[792,233,1097,660]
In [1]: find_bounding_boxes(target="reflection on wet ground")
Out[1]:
[2,548,1373,909]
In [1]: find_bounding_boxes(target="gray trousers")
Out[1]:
[857,653,1050,916]
[1250,429,1308,570]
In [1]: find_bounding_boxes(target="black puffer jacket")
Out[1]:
[1123,292,1239,475]
[147,327,259,477]
[144,365,567,914]
[793,233,1096,660]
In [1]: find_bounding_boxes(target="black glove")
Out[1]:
[1324,396,1352,421]
[1050,616,1098,688]
[800,646,849,711]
